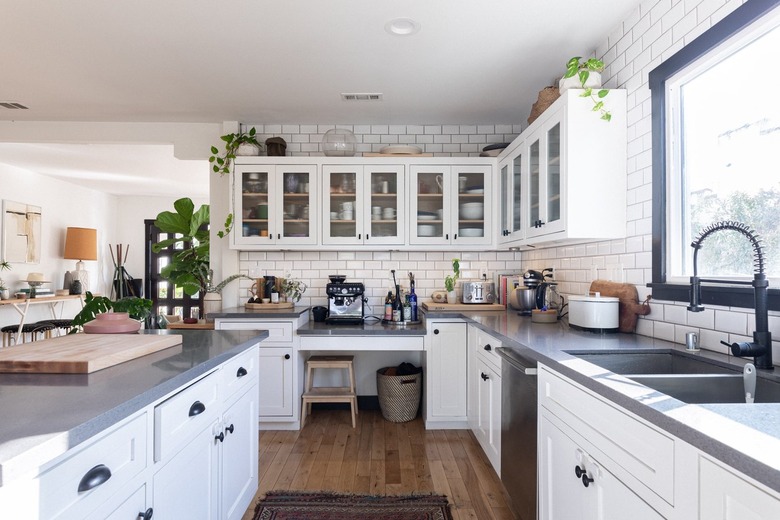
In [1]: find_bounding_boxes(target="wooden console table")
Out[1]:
[0,295,85,344]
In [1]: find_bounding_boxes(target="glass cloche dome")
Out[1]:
[321,128,357,157]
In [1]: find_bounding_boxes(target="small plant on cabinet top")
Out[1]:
[563,56,611,122]
[209,126,262,176]
[281,275,308,303]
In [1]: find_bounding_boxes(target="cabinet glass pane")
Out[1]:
[513,153,523,232]
[370,171,399,238]
[415,171,445,239]
[281,171,311,238]
[457,171,485,238]
[500,164,508,234]
[547,123,561,223]
[529,140,540,226]
[241,171,269,238]
[327,171,357,238]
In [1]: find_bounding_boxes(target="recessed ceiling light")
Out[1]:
[385,18,420,36]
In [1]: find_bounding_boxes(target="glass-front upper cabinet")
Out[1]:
[232,164,317,248]
[409,164,492,246]
[525,118,564,239]
[498,148,525,244]
[322,164,404,245]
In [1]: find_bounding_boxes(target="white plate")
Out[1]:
[418,213,437,221]
[466,188,484,194]
[458,228,484,237]
[380,145,423,155]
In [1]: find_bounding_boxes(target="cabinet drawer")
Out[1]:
[539,366,675,505]
[154,370,219,462]
[475,328,502,370]
[222,345,259,401]
[38,413,147,520]
[216,320,294,343]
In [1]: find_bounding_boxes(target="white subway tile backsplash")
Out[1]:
[715,309,748,336]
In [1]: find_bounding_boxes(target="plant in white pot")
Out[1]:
[0,260,11,300]
[444,258,461,303]
[559,56,612,121]
[209,126,263,176]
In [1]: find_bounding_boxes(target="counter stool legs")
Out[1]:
[300,355,357,429]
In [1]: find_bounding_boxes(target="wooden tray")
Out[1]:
[422,300,505,312]
[0,333,183,374]
[245,302,294,310]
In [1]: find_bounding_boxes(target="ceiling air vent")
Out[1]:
[341,93,383,102]
[0,102,29,109]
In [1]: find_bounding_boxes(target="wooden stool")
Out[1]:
[301,355,357,428]
[1,322,55,347]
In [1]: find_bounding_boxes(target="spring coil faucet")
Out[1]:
[688,221,773,370]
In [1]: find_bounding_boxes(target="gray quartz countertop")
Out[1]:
[0,329,268,486]
[209,306,310,319]
[425,309,780,493]
[298,319,426,335]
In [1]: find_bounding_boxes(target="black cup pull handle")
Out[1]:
[137,508,154,520]
[189,400,205,417]
[78,464,112,492]
[284,354,291,360]
[483,344,492,351]
[236,367,248,378]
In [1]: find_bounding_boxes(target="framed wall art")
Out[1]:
[2,200,42,264]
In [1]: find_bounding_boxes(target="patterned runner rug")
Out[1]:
[253,491,453,519]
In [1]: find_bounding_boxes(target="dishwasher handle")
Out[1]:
[496,346,538,376]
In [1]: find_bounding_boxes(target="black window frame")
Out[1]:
[649,0,780,311]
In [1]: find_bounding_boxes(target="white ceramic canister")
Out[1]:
[568,293,619,332]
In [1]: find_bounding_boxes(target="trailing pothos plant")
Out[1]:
[70,292,154,333]
[563,56,611,121]
[209,126,261,176]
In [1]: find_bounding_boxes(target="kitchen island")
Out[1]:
[0,328,268,519]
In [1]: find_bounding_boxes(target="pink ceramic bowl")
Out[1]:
[83,312,141,334]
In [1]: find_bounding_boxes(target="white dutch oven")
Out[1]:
[568,293,619,332]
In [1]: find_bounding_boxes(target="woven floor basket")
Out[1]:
[527,86,560,125]
[376,369,422,423]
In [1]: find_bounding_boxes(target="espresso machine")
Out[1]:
[325,275,366,324]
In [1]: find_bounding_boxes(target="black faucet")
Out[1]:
[688,221,773,370]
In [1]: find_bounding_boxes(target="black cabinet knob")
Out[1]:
[575,465,594,487]
[481,372,489,381]
[483,344,492,351]
[137,508,154,520]
[236,367,248,378]
[188,401,205,417]
[78,464,112,492]
[454,234,458,240]
[358,234,361,239]
[434,329,440,335]
[225,423,235,435]
[215,432,224,443]
[284,353,291,360]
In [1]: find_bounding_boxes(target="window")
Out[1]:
[650,0,780,310]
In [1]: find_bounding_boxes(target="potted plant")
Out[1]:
[202,270,253,315]
[281,275,308,303]
[209,126,262,176]
[0,260,10,300]
[444,258,461,303]
[70,292,154,333]
[559,56,612,121]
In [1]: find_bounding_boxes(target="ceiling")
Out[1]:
[0,0,641,195]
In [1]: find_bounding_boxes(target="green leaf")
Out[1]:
[602,112,612,122]
[210,146,219,154]
[248,127,256,136]
[597,89,609,98]
[220,134,233,143]
[566,56,582,69]
[578,70,590,86]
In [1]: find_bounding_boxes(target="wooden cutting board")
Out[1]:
[0,333,183,374]
[422,300,505,312]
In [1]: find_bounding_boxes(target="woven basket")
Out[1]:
[376,368,422,423]
[527,86,560,125]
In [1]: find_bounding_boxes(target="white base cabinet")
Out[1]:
[699,456,780,520]
[468,326,502,474]
[425,320,468,427]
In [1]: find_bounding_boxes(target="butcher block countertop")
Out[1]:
[0,329,268,486]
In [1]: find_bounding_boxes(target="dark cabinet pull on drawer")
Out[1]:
[284,354,291,360]
[78,464,112,492]
[188,400,206,417]
[483,344,492,351]
[236,367,248,378]
[137,507,154,520]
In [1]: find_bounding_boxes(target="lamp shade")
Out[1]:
[63,227,97,261]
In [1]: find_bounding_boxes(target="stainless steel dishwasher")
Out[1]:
[496,346,537,520]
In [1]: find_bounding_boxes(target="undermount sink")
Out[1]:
[568,350,780,404]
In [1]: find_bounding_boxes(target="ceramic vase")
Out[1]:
[0,289,9,300]
[83,312,141,334]
[447,290,458,304]
[203,291,222,317]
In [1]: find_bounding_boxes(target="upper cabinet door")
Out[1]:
[322,165,363,245]
[277,165,317,245]
[409,165,451,246]
[365,165,405,245]
[498,149,525,244]
[451,165,492,246]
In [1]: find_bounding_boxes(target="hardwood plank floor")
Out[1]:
[241,409,517,520]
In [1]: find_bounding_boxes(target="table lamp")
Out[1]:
[63,227,97,293]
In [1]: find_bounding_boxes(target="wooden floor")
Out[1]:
[241,408,517,520]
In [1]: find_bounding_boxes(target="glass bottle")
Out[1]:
[403,295,412,321]
[409,280,418,321]
[393,284,402,322]
[384,291,393,321]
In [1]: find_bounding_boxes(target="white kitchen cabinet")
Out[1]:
[322,164,405,245]
[257,346,294,417]
[83,483,148,520]
[699,455,780,520]
[232,163,317,247]
[219,383,259,520]
[409,164,493,246]
[539,412,664,520]
[474,356,501,473]
[498,89,626,246]
[425,321,468,427]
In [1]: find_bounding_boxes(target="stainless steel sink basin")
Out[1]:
[629,374,780,404]
[568,350,780,404]
[569,350,734,375]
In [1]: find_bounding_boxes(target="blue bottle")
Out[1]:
[409,279,418,321]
